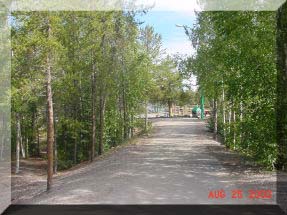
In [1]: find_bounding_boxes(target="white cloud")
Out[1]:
[164,40,195,56]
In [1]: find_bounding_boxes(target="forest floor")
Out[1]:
[11,118,286,204]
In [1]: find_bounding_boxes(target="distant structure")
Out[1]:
[144,103,210,118]
[170,104,193,117]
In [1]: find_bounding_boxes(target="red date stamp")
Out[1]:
[248,189,272,199]
[208,189,272,200]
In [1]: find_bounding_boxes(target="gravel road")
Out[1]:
[17,118,277,205]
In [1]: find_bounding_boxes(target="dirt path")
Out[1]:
[14,118,277,204]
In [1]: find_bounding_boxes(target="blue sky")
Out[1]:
[137,11,196,56]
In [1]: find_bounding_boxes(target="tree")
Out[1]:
[139,25,163,130]
[276,2,287,170]
[183,11,277,168]
[12,11,63,190]
[11,10,169,191]
[152,56,183,117]
[45,14,55,191]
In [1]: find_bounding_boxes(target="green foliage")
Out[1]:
[276,2,287,170]
[151,57,182,104]
[57,160,74,171]
[11,11,162,167]
[184,11,277,169]
[149,55,196,112]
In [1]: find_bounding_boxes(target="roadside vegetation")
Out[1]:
[10,2,287,191]
[182,9,287,170]
[11,11,195,189]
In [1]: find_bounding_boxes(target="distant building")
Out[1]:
[140,103,209,118]
[170,104,193,117]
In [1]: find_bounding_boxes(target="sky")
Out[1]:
[137,10,198,90]
[137,11,196,56]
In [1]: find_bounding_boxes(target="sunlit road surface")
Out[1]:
[18,118,276,204]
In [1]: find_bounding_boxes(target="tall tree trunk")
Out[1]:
[0,135,5,160]
[19,116,25,158]
[25,137,29,158]
[79,72,84,159]
[21,116,28,158]
[15,113,21,174]
[118,96,124,142]
[144,101,148,131]
[31,105,36,156]
[91,69,96,161]
[20,132,25,159]
[53,114,57,174]
[228,105,232,134]
[276,2,287,170]
[239,101,243,143]
[131,114,134,138]
[46,17,54,191]
[98,18,106,156]
[99,94,106,156]
[222,83,226,142]
[63,126,67,158]
[73,134,77,164]
[123,88,128,139]
[73,79,78,164]
[232,107,236,150]
[36,109,40,157]
[168,101,172,118]
[37,126,40,156]
[213,99,218,140]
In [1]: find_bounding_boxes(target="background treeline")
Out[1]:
[184,11,279,169]
[11,11,195,179]
[11,9,286,188]
[11,11,156,173]
[277,2,287,171]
